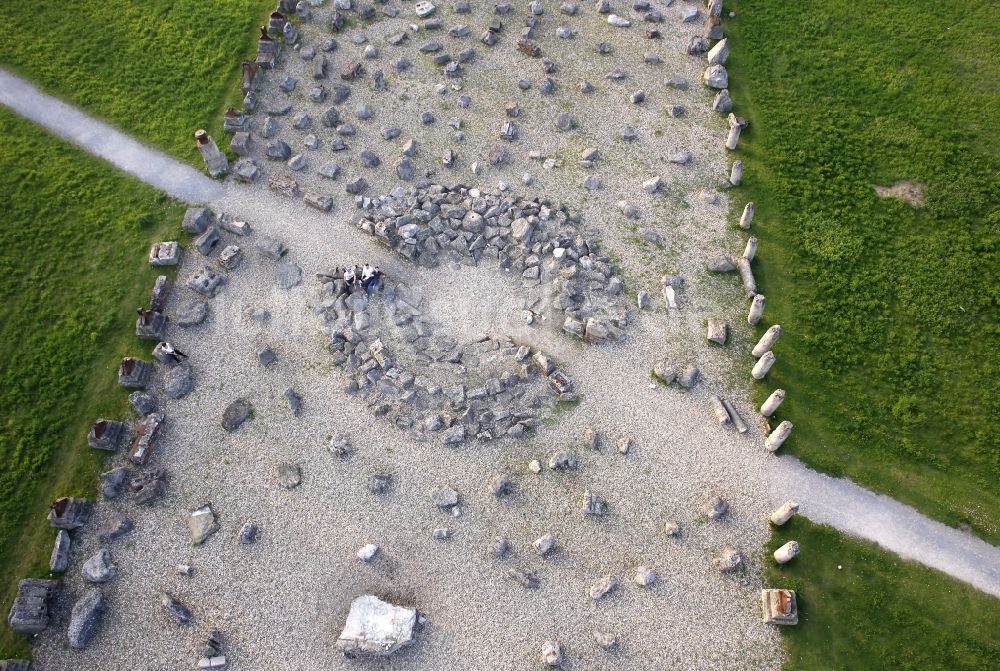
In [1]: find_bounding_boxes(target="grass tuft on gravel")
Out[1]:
[0,0,274,163]
[0,108,184,658]
[767,518,1000,670]
[725,0,1000,541]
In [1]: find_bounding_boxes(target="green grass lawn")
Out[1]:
[0,0,273,163]
[0,108,186,658]
[767,518,1000,670]
[725,0,1000,541]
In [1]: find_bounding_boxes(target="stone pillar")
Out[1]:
[760,389,785,416]
[747,294,766,325]
[730,160,743,186]
[737,257,756,297]
[774,541,799,564]
[726,124,742,150]
[765,420,793,451]
[710,396,731,425]
[743,236,758,261]
[739,201,755,229]
[195,130,228,178]
[663,285,679,310]
[769,500,799,525]
[726,114,747,151]
[752,324,783,358]
[752,351,775,380]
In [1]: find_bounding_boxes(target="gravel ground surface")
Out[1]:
[30,2,785,669]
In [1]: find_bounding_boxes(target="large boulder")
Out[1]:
[336,595,418,657]
[67,588,104,649]
[81,549,117,583]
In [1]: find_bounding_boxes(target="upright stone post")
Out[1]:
[774,541,800,564]
[769,500,799,525]
[743,236,758,261]
[760,389,785,416]
[752,351,775,380]
[739,201,755,229]
[195,130,228,178]
[747,294,766,325]
[765,420,793,451]
[730,160,743,186]
[726,114,747,150]
[752,324,783,358]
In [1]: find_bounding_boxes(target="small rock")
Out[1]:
[357,543,379,561]
[589,575,618,600]
[161,592,192,625]
[238,520,259,544]
[491,474,513,497]
[582,489,607,516]
[368,473,392,494]
[704,493,729,520]
[188,504,219,545]
[712,547,744,573]
[67,589,103,649]
[594,629,618,650]
[510,568,539,588]
[534,534,556,556]
[541,640,563,667]
[276,462,302,489]
[634,566,657,587]
[430,486,459,508]
[548,451,577,470]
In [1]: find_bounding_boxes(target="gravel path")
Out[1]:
[0,68,221,204]
[1,4,996,671]
[769,456,1000,598]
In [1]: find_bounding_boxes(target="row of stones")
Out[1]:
[4,206,310,667]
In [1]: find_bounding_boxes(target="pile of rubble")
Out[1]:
[355,184,628,343]
[316,274,574,445]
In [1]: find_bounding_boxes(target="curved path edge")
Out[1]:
[769,455,1000,598]
[0,68,221,204]
[1,64,997,599]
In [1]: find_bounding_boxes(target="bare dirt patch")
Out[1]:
[873,180,925,207]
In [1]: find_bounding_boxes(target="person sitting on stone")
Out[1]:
[160,342,188,363]
[366,267,383,293]
[354,265,364,284]
[343,264,356,287]
[360,263,375,287]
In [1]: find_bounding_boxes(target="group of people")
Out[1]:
[340,263,383,293]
